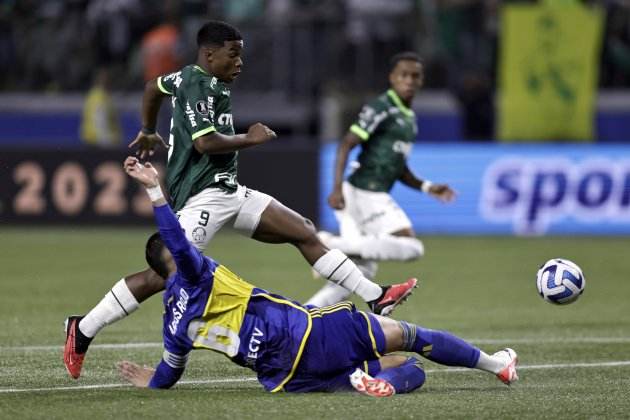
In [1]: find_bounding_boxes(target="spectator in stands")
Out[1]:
[80,68,122,148]
[141,5,183,82]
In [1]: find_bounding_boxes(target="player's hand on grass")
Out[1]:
[246,123,277,145]
[117,360,155,388]
[327,189,345,210]
[123,156,159,188]
[428,183,457,203]
[129,131,169,159]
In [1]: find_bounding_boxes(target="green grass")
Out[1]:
[1,228,629,419]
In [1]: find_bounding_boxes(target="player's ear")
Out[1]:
[201,46,214,62]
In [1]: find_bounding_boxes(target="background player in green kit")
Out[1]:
[307,52,456,307]
[63,21,417,379]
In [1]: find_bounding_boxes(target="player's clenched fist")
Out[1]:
[246,123,277,145]
[327,189,345,210]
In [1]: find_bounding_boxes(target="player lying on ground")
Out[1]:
[64,20,416,380]
[308,52,456,307]
[113,157,519,396]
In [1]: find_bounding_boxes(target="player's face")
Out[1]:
[208,40,243,83]
[389,60,423,103]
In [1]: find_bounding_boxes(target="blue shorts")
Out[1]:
[284,302,387,392]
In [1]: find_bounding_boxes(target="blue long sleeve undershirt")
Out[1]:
[153,203,204,281]
[147,203,204,388]
[148,360,185,389]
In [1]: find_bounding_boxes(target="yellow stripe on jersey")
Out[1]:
[192,126,216,140]
[363,360,369,374]
[157,77,173,95]
[387,89,414,118]
[190,265,254,356]
[350,124,370,141]
[359,311,382,358]
[251,292,313,393]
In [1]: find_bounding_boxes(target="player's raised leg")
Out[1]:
[305,255,377,307]
[319,231,424,262]
[251,198,417,315]
[374,314,519,385]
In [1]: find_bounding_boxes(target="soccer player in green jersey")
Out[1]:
[64,21,417,380]
[307,52,456,307]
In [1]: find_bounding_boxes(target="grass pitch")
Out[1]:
[1,228,629,419]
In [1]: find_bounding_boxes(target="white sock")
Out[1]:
[306,258,378,307]
[304,281,351,307]
[474,350,507,374]
[78,279,140,338]
[324,235,424,261]
[312,249,382,302]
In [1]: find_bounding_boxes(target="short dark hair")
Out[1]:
[145,232,169,279]
[389,52,422,72]
[197,20,242,48]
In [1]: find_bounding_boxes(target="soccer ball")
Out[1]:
[536,258,585,305]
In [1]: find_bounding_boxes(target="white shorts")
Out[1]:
[335,181,412,237]
[176,184,273,250]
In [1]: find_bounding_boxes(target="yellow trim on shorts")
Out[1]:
[363,360,369,374]
[350,124,370,141]
[308,301,353,318]
[157,77,173,95]
[251,293,313,393]
[359,311,382,358]
[192,126,216,140]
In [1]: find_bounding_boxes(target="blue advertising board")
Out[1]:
[319,143,630,235]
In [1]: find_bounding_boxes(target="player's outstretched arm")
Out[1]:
[123,157,205,281]
[117,358,186,389]
[129,79,170,159]
[328,131,361,210]
[399,165,456,203]
[193,122,276,154]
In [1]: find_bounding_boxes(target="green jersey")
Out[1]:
[157,64,237,211]
[347,89,417,192]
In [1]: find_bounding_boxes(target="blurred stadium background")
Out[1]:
[1,0,630,234]
[1,0,630,417]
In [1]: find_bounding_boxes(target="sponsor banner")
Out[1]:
[0,150,163,224]
[319,143,630,235]
[498,4,603,141]
[1,146,318,225]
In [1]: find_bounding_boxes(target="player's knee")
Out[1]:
[401,357,426,393]
[299,217,318,240]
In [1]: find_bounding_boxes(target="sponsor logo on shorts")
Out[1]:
[192,227,207,243]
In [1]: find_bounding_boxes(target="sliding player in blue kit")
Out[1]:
[116,157,519,396]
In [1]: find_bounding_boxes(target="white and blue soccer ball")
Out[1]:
[536,258,585,305]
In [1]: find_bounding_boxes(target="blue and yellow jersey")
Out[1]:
[150,203,311,392]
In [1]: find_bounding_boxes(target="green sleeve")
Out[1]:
[349,100,388,141]
[157,71,181,95]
